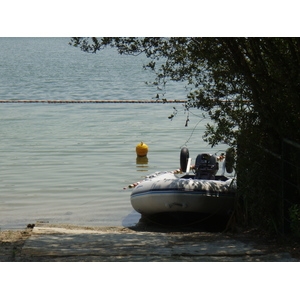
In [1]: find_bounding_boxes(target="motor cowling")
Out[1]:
[194,153,219,179]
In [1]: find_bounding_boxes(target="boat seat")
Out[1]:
[194,153,219,180]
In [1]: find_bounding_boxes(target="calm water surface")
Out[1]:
[0,38,227,229]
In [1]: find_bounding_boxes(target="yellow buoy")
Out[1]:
[136,142,148,157]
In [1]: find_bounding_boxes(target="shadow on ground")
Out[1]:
[129,212,230,233]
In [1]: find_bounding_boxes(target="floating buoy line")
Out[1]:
[0,100,186,104]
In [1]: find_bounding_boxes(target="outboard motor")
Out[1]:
[194,153,219,179]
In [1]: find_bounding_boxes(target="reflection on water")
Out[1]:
[122,210,142,227]
[136,156,149,172]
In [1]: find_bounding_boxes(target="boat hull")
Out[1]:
[131,172,236,216]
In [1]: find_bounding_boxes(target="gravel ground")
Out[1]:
[0,228,33,261]
[1,224,299,262]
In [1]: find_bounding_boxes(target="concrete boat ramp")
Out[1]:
[18,222,297,262]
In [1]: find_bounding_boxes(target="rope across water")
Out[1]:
[0,100,186,104]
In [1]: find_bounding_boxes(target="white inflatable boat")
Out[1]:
[130,148,236,217]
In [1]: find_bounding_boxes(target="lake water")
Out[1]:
[0,38,228,230]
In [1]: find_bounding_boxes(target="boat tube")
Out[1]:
[130,150,236,217]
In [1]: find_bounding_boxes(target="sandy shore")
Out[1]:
[0,228,34,261]
[1,223,300,262]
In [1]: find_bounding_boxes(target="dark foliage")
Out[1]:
[70,37,300,235]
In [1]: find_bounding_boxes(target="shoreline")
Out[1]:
[1,223,299,262]
[0,227,33,261]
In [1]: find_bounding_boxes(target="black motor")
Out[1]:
[194,153,219,179]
